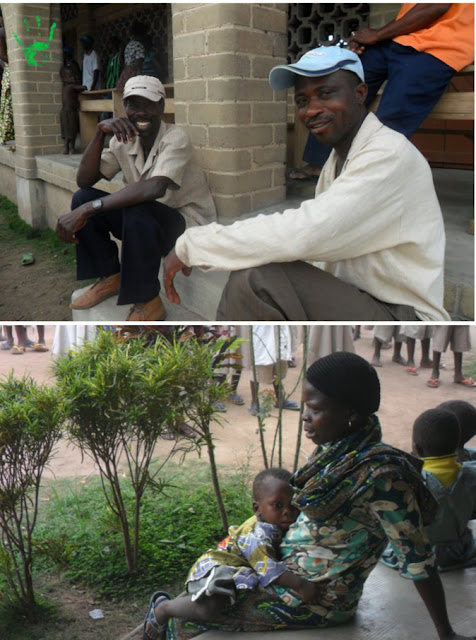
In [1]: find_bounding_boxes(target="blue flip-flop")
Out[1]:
[274,400,300,411]
[143,591,170,640]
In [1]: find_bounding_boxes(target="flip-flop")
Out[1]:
[274,400,300,411]
[228,393,245,405]
[143,591,170,640]
[455,377,476,387]
[0,342,13,350]
[248,405,258,416]
[426,378,440,388]
[21,252,35,266]
[287,167,320,182]
[405,367,418,376]
[12,345,26,355]
[31,343,49,352]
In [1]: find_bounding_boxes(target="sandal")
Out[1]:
[12,345,26,355]
[0,342,13,350]
[143,591,170,640]
[455,377,476,387]
[248,405,258,416]
[274,400,300,411]
[426,378,440,388]
[228,393,245,406]
[31,342,49,352]
[405,367,418,376]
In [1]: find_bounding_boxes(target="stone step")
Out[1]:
[72,167,474,321]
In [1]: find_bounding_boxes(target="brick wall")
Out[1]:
[172,3,288,220]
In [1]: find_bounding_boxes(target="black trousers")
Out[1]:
[73,188,185,305]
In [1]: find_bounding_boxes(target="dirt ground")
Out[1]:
[0,210,78,321]
[1,324,476,640]
[2,324,476,476]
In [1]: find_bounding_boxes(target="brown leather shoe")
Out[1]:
[126,296,167,321]
[70,273,121,310]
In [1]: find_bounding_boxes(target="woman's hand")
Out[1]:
[295,580,323,605]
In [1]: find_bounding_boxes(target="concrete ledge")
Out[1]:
[195,563,475,639]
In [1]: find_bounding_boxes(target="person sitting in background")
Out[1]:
[116,21,148,89]
[382,407,476,572]
[292,3,475,180]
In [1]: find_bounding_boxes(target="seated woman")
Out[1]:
[144,352,474,640]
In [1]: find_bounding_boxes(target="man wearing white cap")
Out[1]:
[56,75,216,321]
[163,46,448,321]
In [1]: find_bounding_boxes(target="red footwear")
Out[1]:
[426,378,440,388]
[455,377,476,387]
[405,367,418,376]
[70,273,120,309]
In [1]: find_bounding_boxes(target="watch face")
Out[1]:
[92,199,102,210]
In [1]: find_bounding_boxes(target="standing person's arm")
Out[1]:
[348,3,450,52]
[414,573,475,640]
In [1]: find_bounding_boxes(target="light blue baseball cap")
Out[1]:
[269,46,364,90]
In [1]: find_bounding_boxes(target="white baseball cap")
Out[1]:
[123,75,165,102]
[269,46,364,90]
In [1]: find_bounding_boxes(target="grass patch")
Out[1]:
[28,460,252,601]
[0,195,75,267]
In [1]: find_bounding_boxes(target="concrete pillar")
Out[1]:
[3,2,62,226]
[172,3,288,220]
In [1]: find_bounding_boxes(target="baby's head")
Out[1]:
[412,408,460,458]
[437,400,476,448]
[252,467,299,531]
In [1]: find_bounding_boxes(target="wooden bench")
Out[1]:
[78,84,175,150]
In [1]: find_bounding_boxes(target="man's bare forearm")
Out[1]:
[373,4,450,42]
[77,127,107,188]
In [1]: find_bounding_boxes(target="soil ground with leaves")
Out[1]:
[0,197,81,321]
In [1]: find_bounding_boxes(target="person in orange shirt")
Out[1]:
[294,3,474,180]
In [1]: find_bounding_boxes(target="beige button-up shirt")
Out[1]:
[99,121,216,227]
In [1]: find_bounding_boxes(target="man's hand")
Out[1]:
[97,117,138,144]
[56,206,90,244]
[163,248,192,305]
[347,27,380,54]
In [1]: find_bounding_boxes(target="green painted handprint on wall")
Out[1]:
[12,16,57,67]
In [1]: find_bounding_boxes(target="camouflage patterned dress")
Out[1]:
[0,63,14,145]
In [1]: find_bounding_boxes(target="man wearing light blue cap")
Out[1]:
[163,46,449,322]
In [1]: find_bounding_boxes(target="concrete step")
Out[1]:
[72,168,474,321]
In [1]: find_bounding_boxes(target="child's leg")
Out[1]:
[37,325,46,343]
[392,339,407,366]
[146,594,228,639]
[405,337,416,368]
[370,338,383,367]
[249,379,259,413]
[420,338,433,368]
[427,351,441,387]
[453,352,464,383]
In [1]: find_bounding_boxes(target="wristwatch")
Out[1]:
[91,199,103,212]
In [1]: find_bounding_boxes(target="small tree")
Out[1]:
[174,334,245,535]
[53,329,189,574]
[0,374,64,615]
